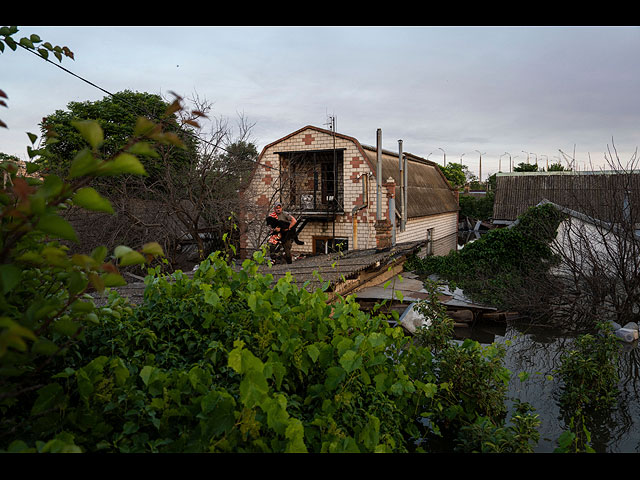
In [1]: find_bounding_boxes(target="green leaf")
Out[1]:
[73,187,114,213]
[133,117,157,136]
[239,370,268,407]
[91,245,108,264]
[200,390,236,436]
[53,316,81,336]
[98,153,147,176]
[139,365,157,386]
[339,350,362,373]
[70,300,94,313]
[31,337,60,356]
[69,148,98,178]
[358,414,381,451]
[37,214,78,242]
[102,273,126,287]
[19,37,34,49]
[324,366,346,391]
[140,242,163,256]
[25,162,40,174]
[128,141,159,158]
[0,264,21,294]
[39,174,63,199]
[118,250,146,267]
[284,418,308,453]
[204,290,220,307]
[72,120,104,150]
[67,270,88,296]
[0,317,37,343]
[31,383,65,415]
[110,357,129,386]
[114,245,133,258]
[306,344,320,363]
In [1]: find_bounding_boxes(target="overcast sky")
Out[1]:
[2,25,640,179]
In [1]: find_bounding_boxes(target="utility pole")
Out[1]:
[438,147,446,167]
[475,150,485,183]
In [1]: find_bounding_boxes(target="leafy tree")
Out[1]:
[548,162,570,172]
[38,90,197,192]
[438,162,468,188]
[459,191,495,221]
[513,162,538,172]
[555,322,619,453]
[0,153,19,161]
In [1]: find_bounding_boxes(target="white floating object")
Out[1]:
[615,328,638,343]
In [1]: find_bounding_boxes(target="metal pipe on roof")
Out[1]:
[398,139,404,231]
[403,149,408,231]
[376,128,382,221]
[352,173,369,250]
[390,195,396,246]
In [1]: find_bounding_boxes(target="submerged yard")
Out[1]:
[461,320,640,453]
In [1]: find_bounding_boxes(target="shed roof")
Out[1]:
[493,171,640,224]
[95,240,427,306]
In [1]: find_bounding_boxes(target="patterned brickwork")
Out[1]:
[241,126,457,257]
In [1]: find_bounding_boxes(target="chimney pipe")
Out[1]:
[403,149,408,230]
[398,139,403,231]
[376,128,382,221]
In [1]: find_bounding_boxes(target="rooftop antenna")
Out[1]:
[324,113,338,246]
[324,112,336,132]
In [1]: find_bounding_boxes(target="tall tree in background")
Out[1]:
[513,162,539,172]
[39,90,197,192]
[439,162,469,189]
[548,162,570,172]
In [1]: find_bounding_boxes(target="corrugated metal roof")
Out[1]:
[493,171,640,223]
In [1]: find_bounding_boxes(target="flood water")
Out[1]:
[458,320,640,453]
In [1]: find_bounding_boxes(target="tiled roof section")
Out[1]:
[259,240,426,292]
[95,241,426,306]
[361,145,459,218]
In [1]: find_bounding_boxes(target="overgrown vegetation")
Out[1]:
[407,203,565,313]
[554,322,620,453]
[459,191,495,221]
[2,243,542,452]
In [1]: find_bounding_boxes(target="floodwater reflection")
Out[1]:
[460,320,640,453]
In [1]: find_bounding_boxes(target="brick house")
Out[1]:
[239,125,459,259]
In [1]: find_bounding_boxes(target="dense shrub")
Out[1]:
[1,249,545,453]
[407,203,564,308]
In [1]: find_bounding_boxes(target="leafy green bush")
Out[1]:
[455,399,540,453]
[407,203,564,308]
[0,28,187,449]
[554,322,620,453]
[459,191,495,221]
[2,244,544,452]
